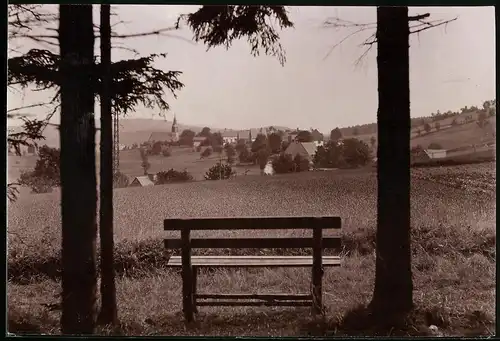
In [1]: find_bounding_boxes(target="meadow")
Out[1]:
[7,163,496,336]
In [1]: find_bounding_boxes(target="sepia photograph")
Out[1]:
[7,4,496,337]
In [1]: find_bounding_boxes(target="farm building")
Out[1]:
[411,149,448,163]
[285,141,318,162]
[129,175,155,187]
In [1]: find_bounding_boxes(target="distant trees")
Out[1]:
[256,148,270,174]
[238,148,252,164]
[205,162,235,180]
[162,148,172,157]
[225,144,236,164]
[313,138,371,169]
[151,141,163,155]
[251,133,267,152]
[296,130,313,142]
[293,154,310,172]
[156,169,193,184]
[423,123,432,134]
[113,171,129,188]
[179,129,195,146]
[352,127,360,136]
[330,127,343,142]
[139,148,150,175]
[235,139,247,153]
[197,127,211,137]
[272,153,309,174]
[477,111,489,128]
[342,138,372,166]
[268,132,283,153]
[200,147,213,158]
[211,132,224,147]
[18,145,61,193]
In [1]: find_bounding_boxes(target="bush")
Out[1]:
[205,162,235,180]
[196,145,202,152]
[238,148,252,163]
[428,142,443,150]
[293,154,310,172]
[341,138,372,167]
[213,145,223,153]
[313,140,346,169]
[113,171,130,188]
[162,149,172,157]
[313,138,371,168]
[18,172,55,193]
[156,169,193,184]
[17,145,60,193]
[201,147,213,158]
[272,153,296,174]
[256,148,270,171]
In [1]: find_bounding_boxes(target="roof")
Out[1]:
[149,132,177,142]
[301,142,318,157]
[285,141,318,158]
[130,176,155,187]
[424,149,447,159]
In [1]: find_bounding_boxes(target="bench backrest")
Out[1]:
[164,216,342,250]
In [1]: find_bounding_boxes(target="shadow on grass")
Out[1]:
[100,305,493,337]
[7,304,494,336]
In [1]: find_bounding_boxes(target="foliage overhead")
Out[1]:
[178,5,294,65]
[8,50,184,116]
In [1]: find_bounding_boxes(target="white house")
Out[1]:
[220,130,239,144]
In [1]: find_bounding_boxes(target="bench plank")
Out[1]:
[167,256,341,267]
[164,237,341,250]
[164,216,341,231]
[195,293,312,301]
[196,301,312,307]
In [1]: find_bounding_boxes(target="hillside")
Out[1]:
[7,119,293,148]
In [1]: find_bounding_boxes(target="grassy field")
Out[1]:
[7,164,495,336]
[8,147,262,185]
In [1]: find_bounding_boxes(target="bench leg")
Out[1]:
[312,228,324,315]
[182,265,195,322]
[193,266,198,314]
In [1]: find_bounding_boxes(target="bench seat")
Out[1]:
[167,255,342,267]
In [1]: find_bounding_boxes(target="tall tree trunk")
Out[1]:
[98,4,118,326]
[370,6,413,316]
[59,4,98,334]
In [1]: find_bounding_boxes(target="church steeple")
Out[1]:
[171,114,178,133]
[171,113,179,142]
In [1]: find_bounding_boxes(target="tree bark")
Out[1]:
[98,4,118,326]
[59,5,98,334]
[370,6,413,316]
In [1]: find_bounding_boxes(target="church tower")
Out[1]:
[171,114,179,141]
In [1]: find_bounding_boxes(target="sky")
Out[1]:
[7,6,496,133]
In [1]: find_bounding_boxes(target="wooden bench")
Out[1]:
[164,216,342,322]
